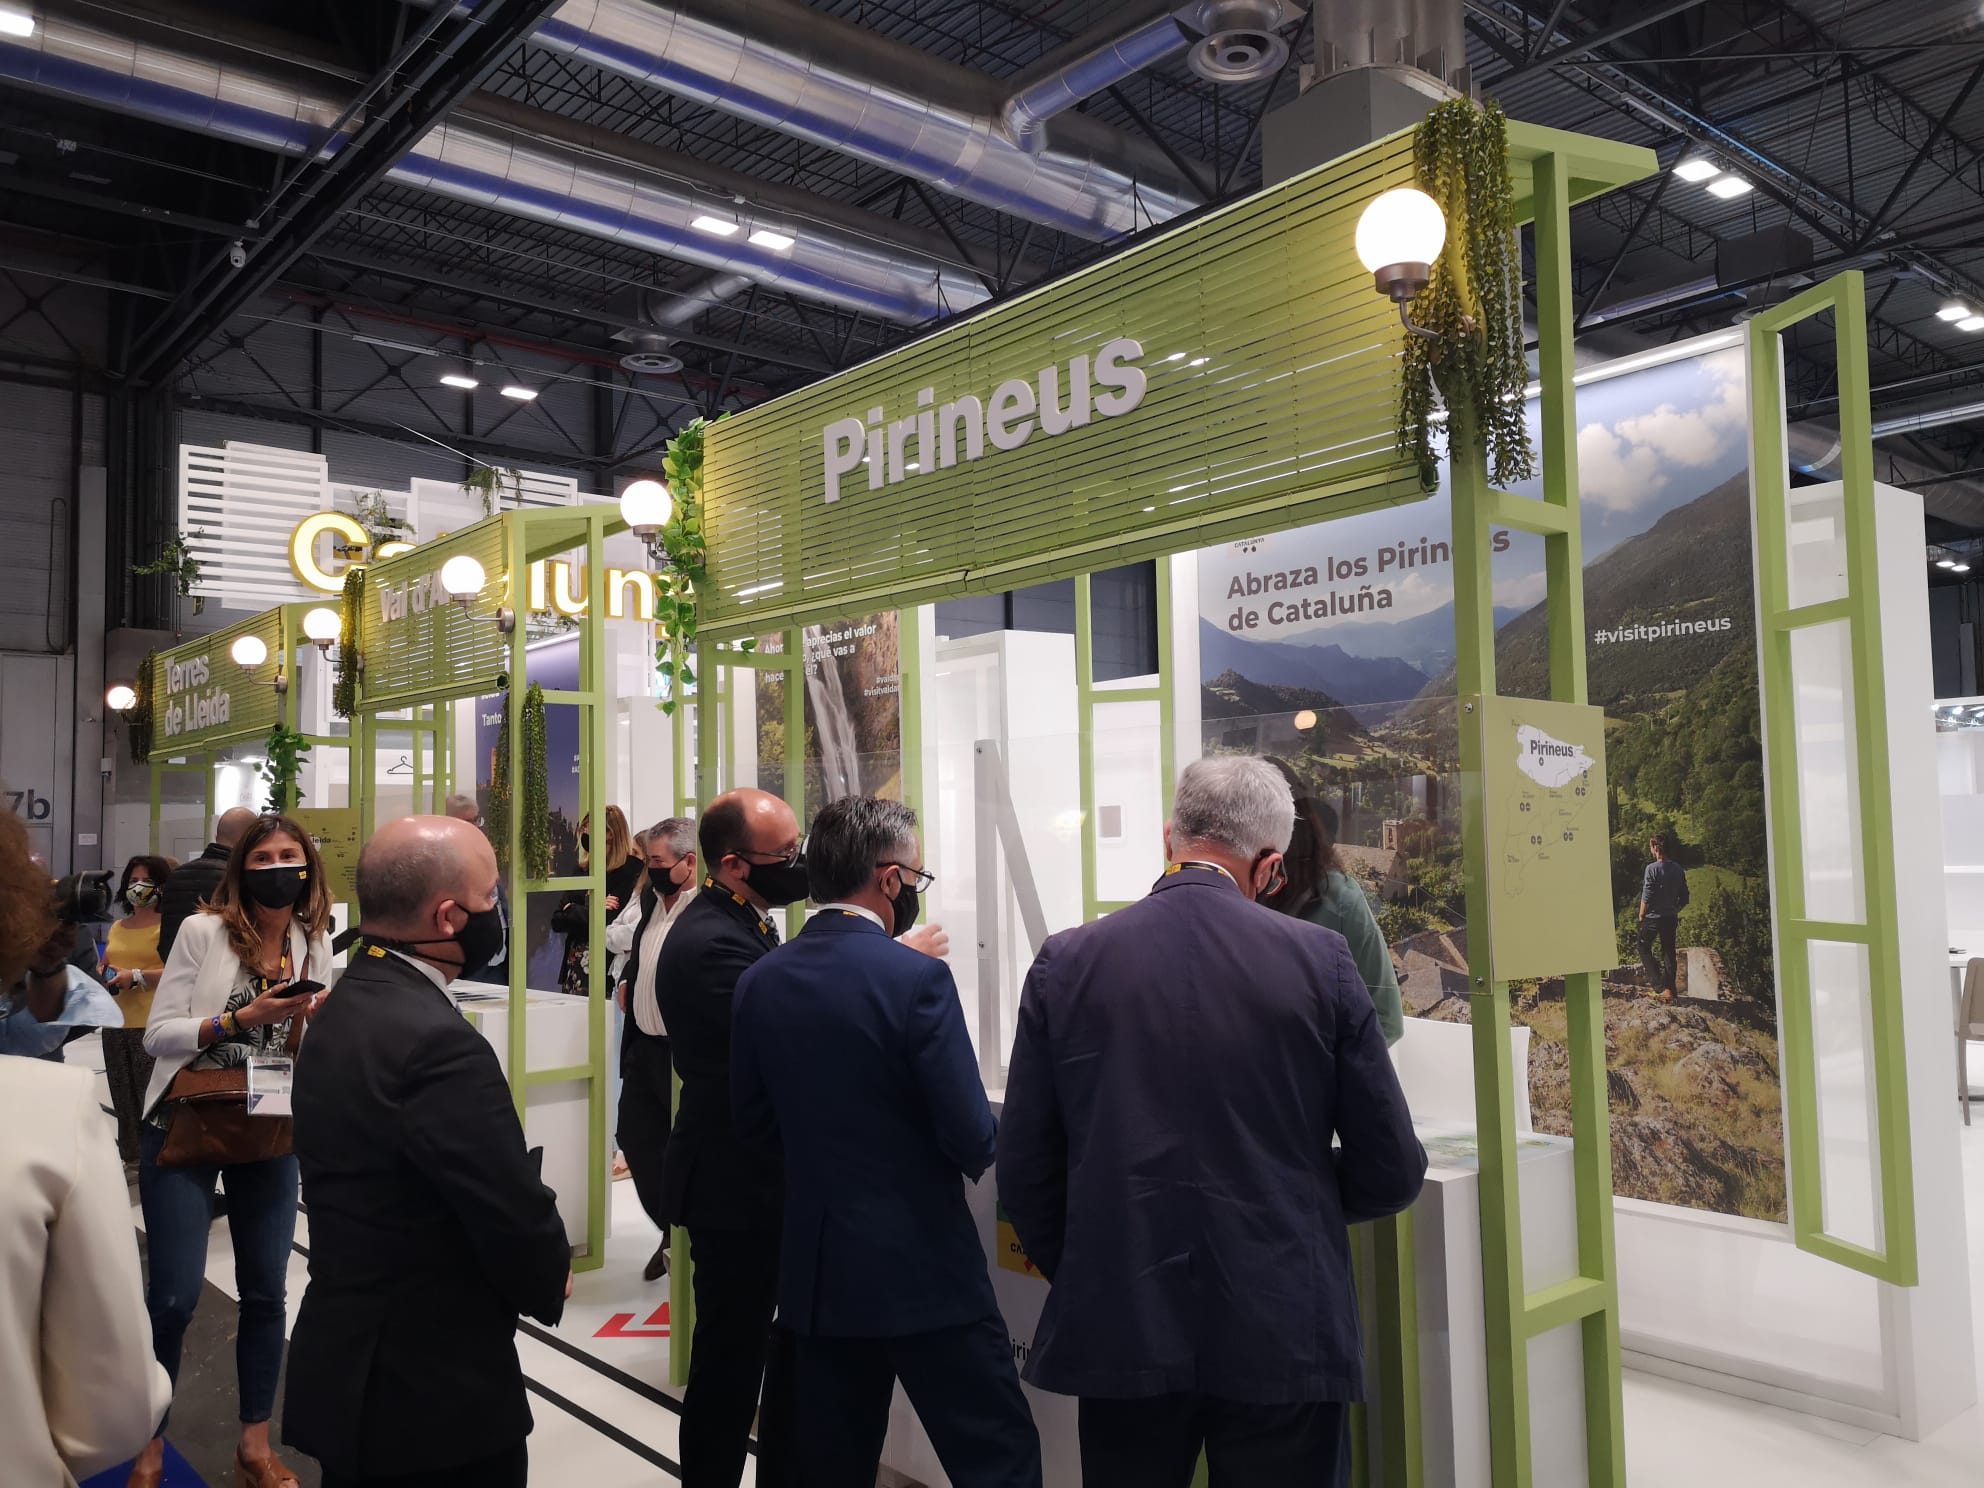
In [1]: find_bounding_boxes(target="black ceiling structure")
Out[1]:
[5,0,1984,601]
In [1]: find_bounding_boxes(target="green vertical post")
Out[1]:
[1074,574,1100,921]
[581,511,610,1269]
[506,515,529,1122]
[672,632,692,816]
[782,624,806,940]
[674,633,721,1388]
[900,606,924,824]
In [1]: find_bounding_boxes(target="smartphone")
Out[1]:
[280,979,328,1001]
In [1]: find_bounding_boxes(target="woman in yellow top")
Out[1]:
[101,854,173,1164]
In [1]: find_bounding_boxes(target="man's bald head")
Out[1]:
[700,788,800,905]
[214,806,259,848]
[356,816,499,974]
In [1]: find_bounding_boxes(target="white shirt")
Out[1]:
[814,902,887,932]
[619,887,698,1037]
[387,948,453,995]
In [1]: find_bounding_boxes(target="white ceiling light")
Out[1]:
[1706,176,1754,199]
[1939,558,1958,568]
[439,372,478,389]
[1672,158,1722,183]
[499,384,538,400]
[1961,316,1984,332]
[691,214,740,237]
[1955,563,1974,574]
[747,228,795,251]
[0,9,35,39]
[1939,304,1972,322]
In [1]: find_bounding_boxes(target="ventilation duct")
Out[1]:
[0,12,989,323]
[612,271,751,373]
[522,0,1211,239]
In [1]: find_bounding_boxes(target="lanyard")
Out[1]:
[704,876,776,938]
[1165,860,1238,887]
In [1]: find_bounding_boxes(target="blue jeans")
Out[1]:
[138,1124,298,1425]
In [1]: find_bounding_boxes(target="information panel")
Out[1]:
[1473,693,1616,982]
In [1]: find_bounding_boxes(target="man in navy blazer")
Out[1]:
[733,795,1041,1488]
[997,755,1426,1487]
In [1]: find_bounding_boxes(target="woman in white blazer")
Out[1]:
[133,813,332,1488]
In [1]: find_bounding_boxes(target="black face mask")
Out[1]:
[887,874,920,938]
[652,860,690,896]
[244,863,309,910]
[390,900,507,982]
[743,854,810,907]
[579,832,590,854]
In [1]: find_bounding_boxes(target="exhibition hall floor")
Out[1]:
[70,1035,1984,1486]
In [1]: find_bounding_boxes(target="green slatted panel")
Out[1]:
[356,517,512,710]
[700,134,1428,636]
[149,608,286,753]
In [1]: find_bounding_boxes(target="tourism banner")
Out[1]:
[1197,335,1785,1221]
[754,610,904,822]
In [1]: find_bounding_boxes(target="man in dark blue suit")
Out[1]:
[997,755,1426,1488]
[733,795,1041,1488]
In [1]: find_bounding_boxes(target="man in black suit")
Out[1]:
[284,814,569,1488]
[157,805,256,961]
[658,787,810,1488]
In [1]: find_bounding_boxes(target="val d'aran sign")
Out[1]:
[696,130,1427,632]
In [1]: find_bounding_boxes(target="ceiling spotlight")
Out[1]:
[1938,558,1958,568]
[1939,304,1972,322]
[0,8,34,39]
[105,683,137,712]
[440,372,479,389]
[1706,176,1754,199]
[231,634,268,669]
[691,214,740,237]
[1956,563,1974,574]
[499,385,538,400]
[1962,317,1984,333]
[747,228,795,251]
[1673,158,1722,183]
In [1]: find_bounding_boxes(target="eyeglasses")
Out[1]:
[735,845,802,867]
[881,863,935,892]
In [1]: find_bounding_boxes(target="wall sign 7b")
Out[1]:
[6,786,52,820]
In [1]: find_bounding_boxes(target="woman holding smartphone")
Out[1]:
[132,813,332,1488]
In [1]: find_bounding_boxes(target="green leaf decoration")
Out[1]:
[260,722,312,814]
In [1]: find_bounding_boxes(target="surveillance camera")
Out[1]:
[228,240,247,269]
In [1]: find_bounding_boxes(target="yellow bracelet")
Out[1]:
[220,1010,239,1036]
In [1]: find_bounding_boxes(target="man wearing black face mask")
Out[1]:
[656,787,805,1488]
[732,795,1040,1487]
[284,815,569,1488]
[608,815,698,1281]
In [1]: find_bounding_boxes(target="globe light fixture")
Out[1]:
[302,606,341,652]
[1355,188,1447,340]
[231,634,268,669]
[440,554,487,613]
[105,683,137,712]
[619,478,673,535]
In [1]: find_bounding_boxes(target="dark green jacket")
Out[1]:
[1300,871,1406,1045]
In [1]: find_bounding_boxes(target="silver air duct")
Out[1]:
[0,12,989,323]
[1001,1,1302,152]
[525,0,1212,239]
[613,271,752,373]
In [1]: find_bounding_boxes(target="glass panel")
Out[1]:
[1091,696,1164,905]
[1806,939,1884,1254]
[1787,620,1866,924]
[1785,483,1849,611]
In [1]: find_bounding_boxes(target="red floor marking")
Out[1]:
[595,1301,671,1338]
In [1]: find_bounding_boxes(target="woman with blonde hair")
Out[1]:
[132,813,333,1488]
[553,805,642,998]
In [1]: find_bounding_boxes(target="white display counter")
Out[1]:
[451,979,598,1249]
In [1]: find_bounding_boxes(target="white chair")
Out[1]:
[1962,959,1984,1127]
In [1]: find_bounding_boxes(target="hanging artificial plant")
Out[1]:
[127,651,157,765]
[649,416,751,716]
[348,490,412,553]
[133,529,211,616]
[260,723,312,814]
[464,463,522,517]
[519,683,551,880]
[333,567,365,718]
[1398,98,1534,491]
[487,695,515,876]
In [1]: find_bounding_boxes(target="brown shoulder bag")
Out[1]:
[156,1017,302,1169]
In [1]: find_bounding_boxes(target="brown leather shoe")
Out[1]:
[236,1448,299,1488]
[644,1240,671,1282]
[125,1450,163,1488]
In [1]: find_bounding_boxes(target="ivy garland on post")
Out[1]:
[1398,98,1534,490]
[333,567,365,718]
[260,723,312,813]
[520,682,551,880]
[487,695,515,876]
[650,416,751,715]
[128,651,157,765]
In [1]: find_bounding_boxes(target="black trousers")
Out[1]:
[618,1025,672,1233]
[1078,1394,1349,1488]
[320,1441,526,1488]
[792,1313,1042,1488]
[681,1225,796,1488]
[1639,913,1679,992]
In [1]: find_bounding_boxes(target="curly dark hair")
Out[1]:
[0,807,56,985]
